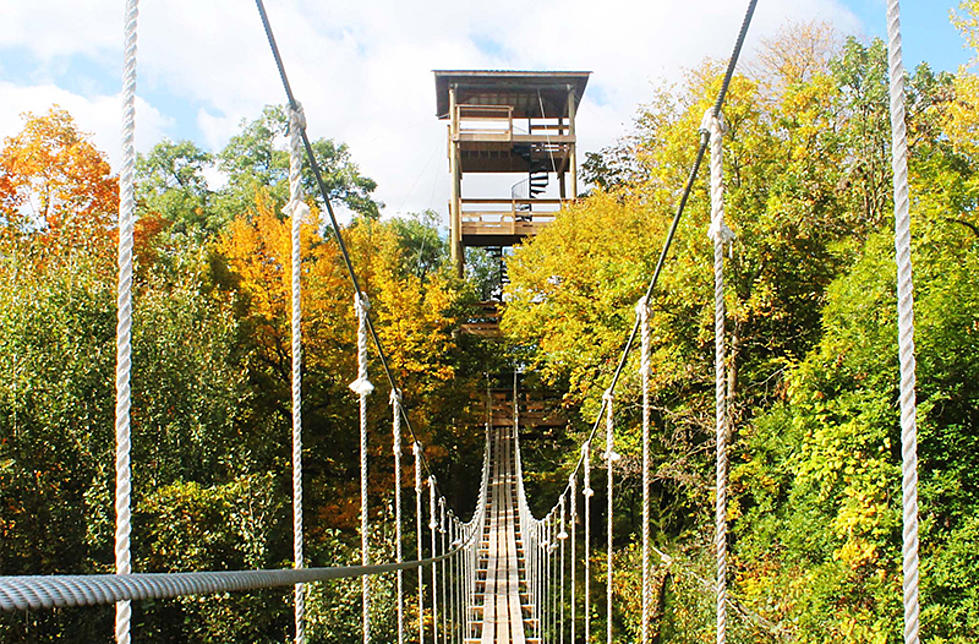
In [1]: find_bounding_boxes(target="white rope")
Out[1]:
[702,107,733,644]
[448,518,456,644]
[350,294,374,644]
[414,443,426,644]
[885,2,920,642]
[583,440,593,643]
[637,296,652,644]
[603,390,618,643]
[391,389,405,644]
[569,472,577,644]
[547,515,556,640]
[429,477,439,643]
[558,495,567,644]
[439,497,447,642]
[284,102,309,644]
[114,2,139,641]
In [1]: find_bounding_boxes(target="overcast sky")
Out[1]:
[0,1,970,224]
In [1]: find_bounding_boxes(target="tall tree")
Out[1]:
[216,105,381,221]
[0,108,118,254]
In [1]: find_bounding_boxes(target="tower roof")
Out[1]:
[434,70,590,119]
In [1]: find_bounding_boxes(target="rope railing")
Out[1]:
[0,527,485,614]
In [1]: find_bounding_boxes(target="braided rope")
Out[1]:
[285,102,309,644]
[558,495,567,643]
[603,390,618,643]
[702,107,734,644]
[583,441,593,643]
[885,2,920,642]
[414,443,426,644]
[448,518,456,644]
[350,295,374,643]
[391,390,405,644]
[114,2,139,641]
[428,478,438,642]
[439,496,446,641]
[0,543,479,613]
[569,472,577,644]
[637,296,652,643]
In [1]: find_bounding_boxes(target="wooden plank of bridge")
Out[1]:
[500,426,527,643]
[468,423,532,644]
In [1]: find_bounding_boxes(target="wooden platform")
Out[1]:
[459,199,562,247]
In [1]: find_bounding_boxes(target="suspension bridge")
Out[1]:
[0,0,928,642]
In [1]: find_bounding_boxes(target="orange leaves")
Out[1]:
[0,107,118,255]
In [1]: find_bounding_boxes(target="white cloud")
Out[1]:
[0,81,172,168]
[0,0,863,217]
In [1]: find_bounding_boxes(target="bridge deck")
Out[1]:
[467,424,537,644]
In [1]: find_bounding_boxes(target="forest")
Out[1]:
[1,7,978,644]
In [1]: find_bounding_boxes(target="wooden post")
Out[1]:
[558,116,567,200]
[567,85,578,199]
[448,85,463,276]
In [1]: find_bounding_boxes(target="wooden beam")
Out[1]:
[568,85,578,199]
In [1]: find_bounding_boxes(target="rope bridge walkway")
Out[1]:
[0,0,926,643]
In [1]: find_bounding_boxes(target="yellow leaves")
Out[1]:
[952,1,979,61]
[948,73,979,157]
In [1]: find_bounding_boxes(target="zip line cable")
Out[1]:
[252,0,457,508]
[551,0,758,499]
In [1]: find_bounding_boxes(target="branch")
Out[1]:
[944,217,979,239]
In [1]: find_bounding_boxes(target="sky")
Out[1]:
[0,0,971,224]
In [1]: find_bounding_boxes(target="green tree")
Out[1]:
[216,105,380,221]
[136,139,219,236]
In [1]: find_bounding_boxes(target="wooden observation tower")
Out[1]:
[434,71,590,284]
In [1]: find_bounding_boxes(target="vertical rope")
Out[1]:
[449,519,457,644]
[701,107,734,644]
[439,498,447,642]
[114,3,139,643]
[583,441,593,644]
[603,391,618,643]
[885,2,920,641]
[414,443,426,644]
[428,478,439,643]
[285,103,310,644]
[350,295,374,644]
[558,495,567,644]
[570,472,577,644]
[391,390,405,644]
[637,296,651,644]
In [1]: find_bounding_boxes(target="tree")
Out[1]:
[216,105,381,221]
[0,107,118,254]
[136,139,219,236]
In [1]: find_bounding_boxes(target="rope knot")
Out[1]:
[354,292,370,315]
[708,219,736,244]
[389,388,402,406]
[349,376,374,396]
[288,102,307,132]
[282,199,310,221]
[699,108,727,137]
[635,296,649,319]
[602,388,614,403]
